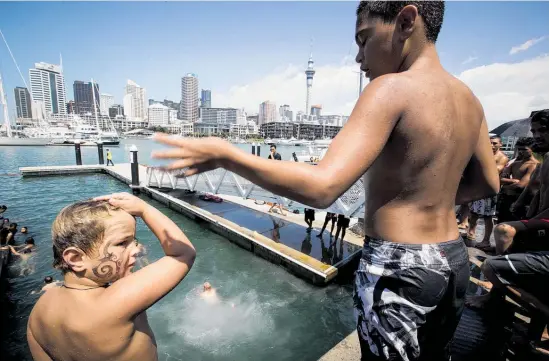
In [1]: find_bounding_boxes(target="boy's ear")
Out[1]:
[63,247,88,273]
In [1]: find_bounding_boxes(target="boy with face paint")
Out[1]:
[27,193,196,361]
[151,2,500,359]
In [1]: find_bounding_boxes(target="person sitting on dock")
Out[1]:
[491,111,549,256]
[6,222,17,245]
[152,1,501,359]
[267,145,286,216]
[2,218,9,229]
[27,192,196,361]
[106,148,114,166]
[317,212,337,238]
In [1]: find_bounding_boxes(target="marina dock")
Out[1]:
[19,163,362,285]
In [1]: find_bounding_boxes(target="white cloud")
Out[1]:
[509,36,547,55]
[458,54,549,128]
[215,54,549,129]
[215,62,365,117]
[462,55,478,65]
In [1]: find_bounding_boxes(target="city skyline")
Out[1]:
[0,1,548,128]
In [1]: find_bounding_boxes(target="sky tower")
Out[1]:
[305,52,315,116]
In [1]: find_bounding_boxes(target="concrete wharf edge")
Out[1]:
[19,164,344,285]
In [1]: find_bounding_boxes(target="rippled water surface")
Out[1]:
[0,140,355,361]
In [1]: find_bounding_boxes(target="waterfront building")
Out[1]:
[14,87,32,118]
[29,62,67,116]
[181,74,199,122]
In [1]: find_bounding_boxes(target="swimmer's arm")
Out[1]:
[456,117,500,204]
[27,324,53,361]
[220,76,404,208]
[104,204,196,319]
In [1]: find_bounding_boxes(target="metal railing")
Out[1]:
[145,167,365,218]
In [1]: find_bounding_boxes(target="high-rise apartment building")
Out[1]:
[14,87,32,118]
[148,103,171,127]
[181,74,199,122]
[100,94,114,116]
[73,80,100,115]
[200,108,244,124]
[29,62,67,116]
[201,89,211,108]
[124,80,146,121]
[258,100,277,126]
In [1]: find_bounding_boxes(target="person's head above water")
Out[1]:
[355,1,445,80]
[530,109,549,154]
[44,276,53,284]
[25,236,35,245]
[9,223,17,232]
[203,281,212,291]
[52,199,140,284]
[21,226,28,234]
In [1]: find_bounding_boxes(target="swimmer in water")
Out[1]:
[31,276,61,294]
[21,226,28,234]
[27,193,196,361]
[200,281,219,304]
[1,237,35,261]
[152,2,500,358]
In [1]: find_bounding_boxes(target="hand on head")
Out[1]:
[93,193,148,217]
[151,133,230,177]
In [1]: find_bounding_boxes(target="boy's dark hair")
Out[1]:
[52,199,120,272]
[25,237,35,245]
[531,109,549,127]
[490,135,502,142]
[270,144,277,149]
[9,223,17,228]
[516,137,535,148]
[44,276,53,284]
[356,1,445,43]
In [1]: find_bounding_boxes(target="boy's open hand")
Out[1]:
[151,133,230,176]
[93,193,148,217]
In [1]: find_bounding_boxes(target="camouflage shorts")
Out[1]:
[353,237,469,361]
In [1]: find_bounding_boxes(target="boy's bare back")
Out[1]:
[361,68,487,244]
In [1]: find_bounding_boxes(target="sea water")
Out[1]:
[0,140,355,361]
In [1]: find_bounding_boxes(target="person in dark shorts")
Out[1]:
[151,2,501,360]
[304,208,315,231]
[334,214,350,243]
[467,251,549,309]
[317,212,337,238]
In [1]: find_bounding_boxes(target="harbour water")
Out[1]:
[0,140,355,361]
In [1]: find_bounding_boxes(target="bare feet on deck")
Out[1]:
[466,293,493,309]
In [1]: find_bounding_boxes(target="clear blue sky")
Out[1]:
[1,1,548,114]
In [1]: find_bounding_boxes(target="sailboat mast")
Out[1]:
[0,73,12,138]
[91,78,101,135]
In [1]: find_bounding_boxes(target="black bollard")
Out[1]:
[257,145,261,157]
[130,146,140,195]
[97,143,104,165]
[75,142,82,165]
[252,144,256,155]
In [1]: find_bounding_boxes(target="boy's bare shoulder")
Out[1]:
[29,287,61,325]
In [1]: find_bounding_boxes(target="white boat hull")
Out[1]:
[0,137,52,146]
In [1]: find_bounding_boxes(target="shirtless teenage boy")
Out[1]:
[27,193,196,361]
[152,2,499,359]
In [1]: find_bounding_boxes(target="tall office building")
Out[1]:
[201,89,211,108]
[29,62,67,116]
[124,80,146,121]
[14,87,32,118]
[279,104,293,122]
[100,93,114,116]
[73,80,100,115]
[148,103,171,127]
[259,100,277,126]
[180,74,199,122]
